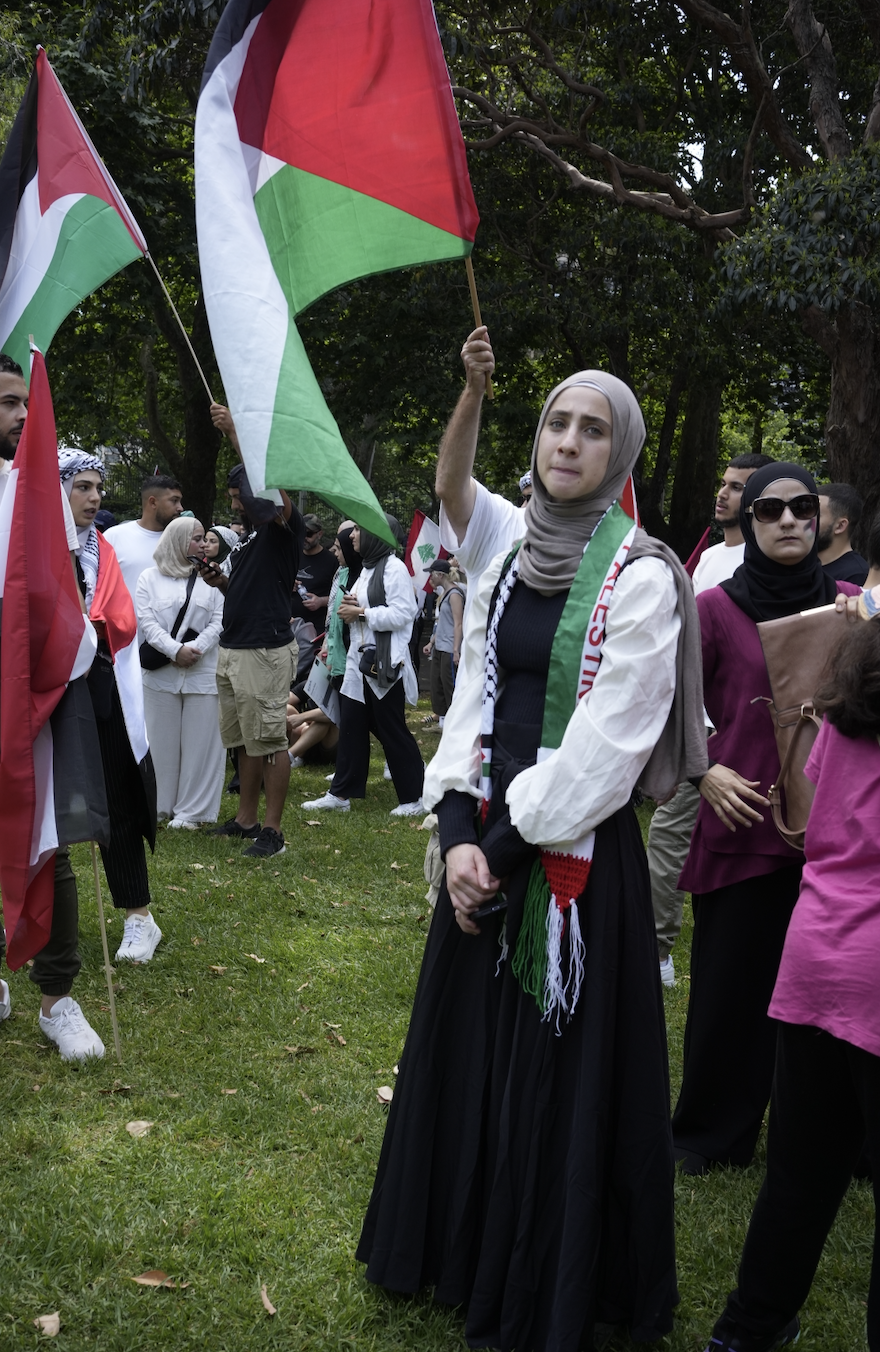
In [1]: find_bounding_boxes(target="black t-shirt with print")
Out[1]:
[220,514,302,650]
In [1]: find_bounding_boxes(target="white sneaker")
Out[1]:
[659,955,675,988]
[39,997,105,1061]
[390,799,424,818]
[301,792,350,812]
[0,978,11,1022]
[288,753,304,769]
[324,772,334,781]
[383,762,392,780]
[116,912,163,963]
[168,818,198,830]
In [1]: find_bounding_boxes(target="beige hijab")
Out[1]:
[517,370,708,797]
[153,517,202,580]
[518,370,645,595]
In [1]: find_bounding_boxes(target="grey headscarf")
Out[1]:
[58,450,104,612]
[518,372,708,797]
[153,517,202,580]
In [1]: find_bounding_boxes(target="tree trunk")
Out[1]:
[666,374,723,559]
[639,360,688,541]
[803,301,880,550]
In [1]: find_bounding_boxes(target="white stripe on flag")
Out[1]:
[28,720,57,880]
[195,17,289,497]
[0,180,86,345]
[114,637,149,763]
[0,465,19,593]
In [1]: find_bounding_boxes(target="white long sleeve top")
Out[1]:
[422,547,681,851]
[340,555,418,705]
[135,568,225,695]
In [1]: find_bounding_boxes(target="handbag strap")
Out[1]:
[170,571,198,642]
[768,703,821,847]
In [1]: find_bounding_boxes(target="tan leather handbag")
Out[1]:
[756,603,853,850]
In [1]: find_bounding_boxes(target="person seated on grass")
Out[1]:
[286,692,339,768]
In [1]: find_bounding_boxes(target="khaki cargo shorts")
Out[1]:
[216,639,298,757]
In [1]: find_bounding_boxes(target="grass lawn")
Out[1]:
[2,704,873,1350]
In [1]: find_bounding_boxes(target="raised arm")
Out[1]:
[434,327,495,545]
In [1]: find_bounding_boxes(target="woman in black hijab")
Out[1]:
[672,463,862,1178]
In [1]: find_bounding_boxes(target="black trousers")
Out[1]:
[0,849,81,996]
[718,1022,880,1350]
[331,680,424,804]
[95,684,152,909]
[672,865,801,1165]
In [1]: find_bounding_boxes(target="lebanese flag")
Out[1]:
[0,47,147,378]
[92,533,149,764]
[0,351,95,968]
[404,510,447,599]
[195,0,479,541]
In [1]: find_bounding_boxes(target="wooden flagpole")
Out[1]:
[145,253,216,404]
[91,843,123,1063]
[464,256,494,400]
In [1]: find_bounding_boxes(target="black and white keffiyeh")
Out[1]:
[58,450,104,612]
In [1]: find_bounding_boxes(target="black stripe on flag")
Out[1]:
[51,676,111,849]
[0,63,38,295]
[201,0,275,90]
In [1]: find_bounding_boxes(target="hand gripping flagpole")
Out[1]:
[90,843,123,1064]
[464,256,494,400]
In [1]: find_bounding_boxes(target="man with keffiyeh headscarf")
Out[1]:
[58,451,160,967]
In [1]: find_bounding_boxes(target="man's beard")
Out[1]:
[0,432,18,460]
[816,525,833,553]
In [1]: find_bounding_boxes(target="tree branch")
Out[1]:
[785,0,852,160]
[676,0,813,170]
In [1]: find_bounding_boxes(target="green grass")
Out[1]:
[1,707,873,1350]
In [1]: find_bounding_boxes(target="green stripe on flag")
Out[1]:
[264,316,395,543]
[255,163,472,317]
[3,195,142,377]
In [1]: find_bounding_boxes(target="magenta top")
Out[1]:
[770,719,880,1057]
[679,583,861,895]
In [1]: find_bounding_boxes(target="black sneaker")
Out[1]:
[242,827,286,858]
[704,1315,800,1351]
[212,818,261,839]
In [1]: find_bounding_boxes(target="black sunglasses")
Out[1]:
[746,493,820,524]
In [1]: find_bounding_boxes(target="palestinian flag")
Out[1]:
[0,351,100,969]
[0,47,147,378]
[195,0,479,541]
[404,510,447,600]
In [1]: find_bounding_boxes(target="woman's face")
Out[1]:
[351,525,361,554]
[203,530,220,560]
[188,524,207,559]
[535,387,613,502]
[751,477,817,565]
[331,536,344,565]
[68,470,103,528]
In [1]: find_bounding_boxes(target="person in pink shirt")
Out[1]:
[703,600,880,1352]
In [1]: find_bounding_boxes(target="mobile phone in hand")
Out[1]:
[472,895,508,921]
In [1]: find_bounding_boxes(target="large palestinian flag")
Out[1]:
[0,351,103,968]
[196,0,479,541]
[0,47,147,378]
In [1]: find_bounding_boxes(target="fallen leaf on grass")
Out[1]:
[208,965,228,975]
[296,981,310,992]
[390,861,402,871]
[284,1045,317,1058]
[245,953,266,964]
[221,1088,238,1095]
[191,936,202,946]
[305,820,323,827]
[167,885,187,893]
[377,1086,394,1105]
[302,875,318,882]
[326,1032,346,1046]
[126,1120,154,1138]
[260,1284,276,1315]
[32,1083,41,1092]
[323,1022,342,1029]
[33,1312,60,1336]
[189,863,206,871]
[131,1270,189,1289]
[98,1082,132,1095]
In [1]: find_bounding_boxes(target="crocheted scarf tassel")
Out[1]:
[512,852,592,1028]
[511,858,550,1007]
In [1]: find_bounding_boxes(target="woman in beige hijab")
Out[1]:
[135,517,226,828]
[357,367,706,1351]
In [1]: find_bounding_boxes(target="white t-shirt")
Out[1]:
[439,480,526,582]
[691,540,745,596]
[0,459,78,549]
[103,519,165,635]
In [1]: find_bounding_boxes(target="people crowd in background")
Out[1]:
[3,335,880,1352]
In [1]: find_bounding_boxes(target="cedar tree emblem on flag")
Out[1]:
[195,0,479,539]
[0,47,147,378]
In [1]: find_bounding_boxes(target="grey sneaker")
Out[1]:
[389,799,424,818]
[39,998,105,1061]
[243,827,286,859]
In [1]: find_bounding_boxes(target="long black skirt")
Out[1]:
[356,802,677,1350]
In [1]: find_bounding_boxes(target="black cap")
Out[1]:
[424,558,451,573]
[303,513,322,533]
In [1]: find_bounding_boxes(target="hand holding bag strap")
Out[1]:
[139,571,200,670]
[169,570,198,642]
